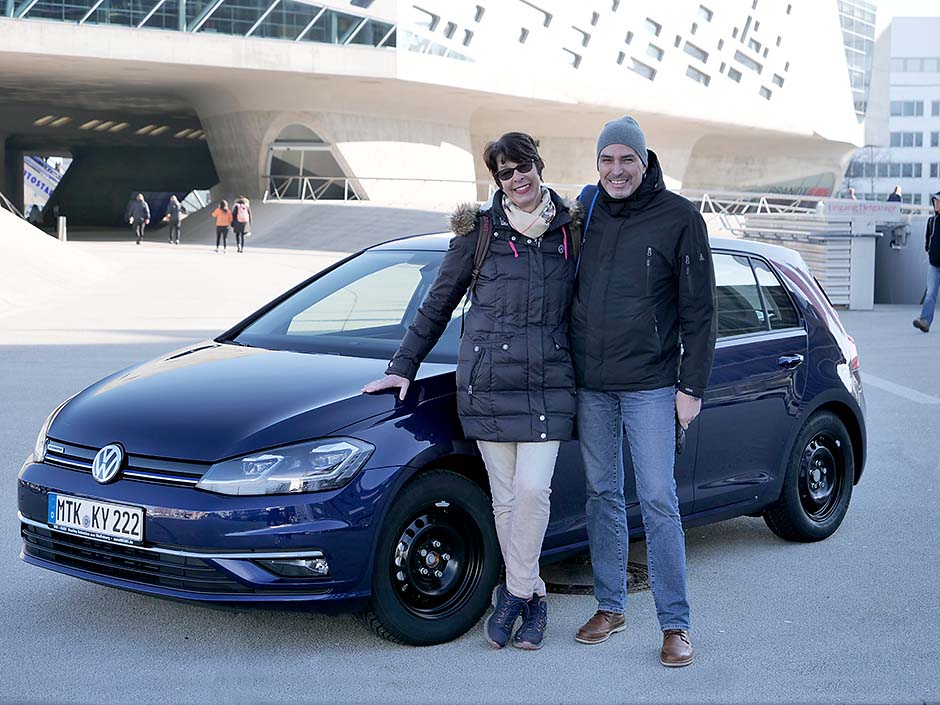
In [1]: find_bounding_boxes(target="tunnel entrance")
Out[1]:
[267,124,356,201]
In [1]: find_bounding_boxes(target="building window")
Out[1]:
[519,0,552,27]
[763,47,769,58]
[645,18,661,36]
[759,86,772,100]
[474,5,484,22]
[786,4,792,14]
[686,65,711,86]
[932,132,939,148]
[732,27,738,38]
[463,29,473,46]
[718,38,724,49]
[933,101,940,117]
[931,163,940,179]
[674,35,682,48]
[563,48,582,68]
[630,58,657,80]
[890,101,925,117]
[784,61,790,72]
[772,73,784,87]
[573,26,591,46]
[612,0,620,11]
[443,21,456,39]
[776,35,782,47]
[519,27,529,43]
[734,50,763,74]
[413,7,440,32]
[719,61,726,73]
[617,50,626,65]
[748,38,761,53]
[728,67,742,82]
[752,0,758,8]
[698,5,713,22]
[625,31,634,44]
[691,22,698,35]
[647,43,664,61]
[684,41,708,63]
[591,12,599,26]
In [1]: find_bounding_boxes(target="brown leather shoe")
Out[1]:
[660,629,694,667]
[575,610,626,644]
[914,318,930,333]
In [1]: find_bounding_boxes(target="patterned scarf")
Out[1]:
[502,187,555,240]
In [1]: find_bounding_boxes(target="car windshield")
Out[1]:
[229,250,462,362]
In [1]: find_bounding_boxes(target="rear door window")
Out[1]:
[751,258,801,330]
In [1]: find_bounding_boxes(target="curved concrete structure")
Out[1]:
[0,0,864,221]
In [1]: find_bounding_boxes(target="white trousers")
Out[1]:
[476,440,560,599]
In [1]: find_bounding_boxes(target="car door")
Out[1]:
[692,251,808,514]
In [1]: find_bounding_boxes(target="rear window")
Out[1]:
[713,252,801,337]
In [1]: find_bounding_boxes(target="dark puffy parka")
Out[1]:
[926,215,940,267]
[571,150,717,397]
[386,189,583,442]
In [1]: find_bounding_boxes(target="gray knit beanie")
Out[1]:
[596,116,648,167]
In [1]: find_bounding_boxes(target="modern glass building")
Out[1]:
[837,0,877,120]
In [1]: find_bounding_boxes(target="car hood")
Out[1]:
[49,342,400,462]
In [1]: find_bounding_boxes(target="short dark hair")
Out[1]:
[483,132,544,185]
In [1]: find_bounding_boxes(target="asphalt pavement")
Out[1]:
[0,239,937,705]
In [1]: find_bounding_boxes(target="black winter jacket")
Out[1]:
[571,151,717,397]
[926,215,940,267]
[126,199,150,224]
[386,189,583,442]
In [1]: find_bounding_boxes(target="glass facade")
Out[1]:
[5,0,396,48]
[837,0,877,120]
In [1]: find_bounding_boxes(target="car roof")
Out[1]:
[370,232,810,272]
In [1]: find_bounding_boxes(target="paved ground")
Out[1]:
[1,238,938,705]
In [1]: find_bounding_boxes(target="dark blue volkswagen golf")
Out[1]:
[18,234,866,645]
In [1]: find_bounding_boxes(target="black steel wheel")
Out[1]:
[764,411,855,542]
[358,469,500,645]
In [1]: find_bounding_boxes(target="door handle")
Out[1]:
[778,354,804,369]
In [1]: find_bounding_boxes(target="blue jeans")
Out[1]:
[577,387,690,631]
[919,264,940,325]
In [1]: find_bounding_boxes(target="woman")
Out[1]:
[363,133,581,650]
[231,197,252,253]
[211,200,232,253]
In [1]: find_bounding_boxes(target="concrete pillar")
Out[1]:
[849,236,877,310]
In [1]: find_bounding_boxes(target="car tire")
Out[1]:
[764,410,855,542]
[357,469,500,645]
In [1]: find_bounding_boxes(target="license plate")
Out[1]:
[47,493,144,544]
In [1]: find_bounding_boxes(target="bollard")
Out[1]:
[57,216,67,242]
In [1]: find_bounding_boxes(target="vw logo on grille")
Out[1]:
[92,444,124,484]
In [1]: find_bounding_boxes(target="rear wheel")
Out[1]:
[764,411,855,542]
[358,470,500,645]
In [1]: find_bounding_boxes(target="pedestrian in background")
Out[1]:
[232,197,252,253]
[913,192,940,333]
[212,200,233,253]
[887,185,902,203]
[165,194,184,245]
[126,193,150,245]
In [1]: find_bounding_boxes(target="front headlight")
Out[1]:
[33,395,76,462]
[195,437,375,496]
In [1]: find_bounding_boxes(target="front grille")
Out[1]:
[44,439,207,487]
[22,524,254,593]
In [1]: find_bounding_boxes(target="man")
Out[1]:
[126,193,150,245]
[913,192,940,333]
[570,116,716,667]
[887,186,902,202]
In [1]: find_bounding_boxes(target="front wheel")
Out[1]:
[764,411,855,542]
[358,470,500,645]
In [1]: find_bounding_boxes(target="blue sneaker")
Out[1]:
[513,594,548,650]
[484,584,528,648]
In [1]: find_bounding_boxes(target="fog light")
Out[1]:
[257,557,330,578]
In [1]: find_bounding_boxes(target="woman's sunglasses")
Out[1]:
[496,161,534,182]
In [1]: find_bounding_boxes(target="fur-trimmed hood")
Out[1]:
[449,193,584,237]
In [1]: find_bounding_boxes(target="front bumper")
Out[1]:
[18,458,403,612]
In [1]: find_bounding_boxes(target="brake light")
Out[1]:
[847,335,860,372]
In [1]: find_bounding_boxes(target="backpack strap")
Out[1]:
[575,185,599,276]
[467,213,492,297]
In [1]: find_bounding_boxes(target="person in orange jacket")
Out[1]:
[212,200,233,253]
